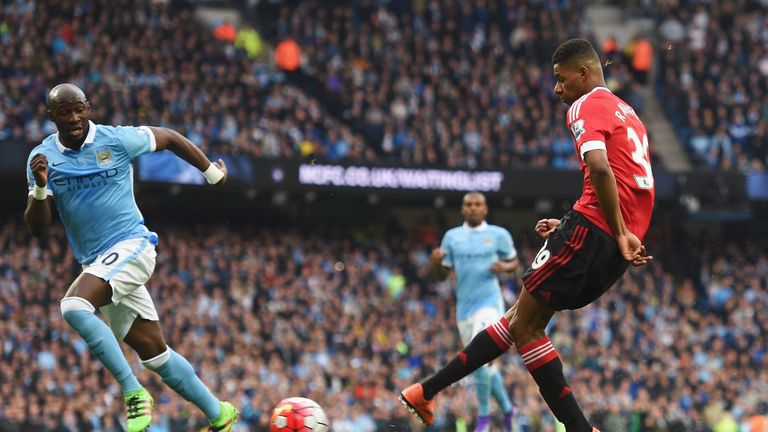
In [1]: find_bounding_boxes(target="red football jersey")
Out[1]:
[566,87,655,240]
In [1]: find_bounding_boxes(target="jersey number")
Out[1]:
[102,253,119,266]
[628,127,654,189]
[531,240,551,270]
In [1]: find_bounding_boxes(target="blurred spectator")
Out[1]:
[275,39,301,72]
[627,36,653,85]
[213,20,237,44]
[235,26,263,60]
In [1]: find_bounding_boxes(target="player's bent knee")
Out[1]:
[126,319,168,358]
[60,297,100,339]
[508,319,544,346]
[60,296,96,319]
[141,346,171,370]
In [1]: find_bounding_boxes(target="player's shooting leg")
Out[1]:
[126,317,223,421]
[60,273,142,393]
[509,288,592,432]
[420,315,515,401]
[505,288,554,346]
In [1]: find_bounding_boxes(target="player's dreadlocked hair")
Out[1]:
[551,39,599,66]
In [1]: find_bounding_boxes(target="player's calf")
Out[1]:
[415,316,514,401]
[400,315,515,424]
[60,296,143,393]
[61,297,153,431]
[142,346,223,421]
[473,366,492,429]
[517,337,592,431]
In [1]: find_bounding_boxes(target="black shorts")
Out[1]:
[522,210,628,311]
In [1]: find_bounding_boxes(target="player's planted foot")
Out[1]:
[474,415,491,432]
[209,401,239,432]
[399,383,435,425]
[125,387,153,432]
[503,407,517,432]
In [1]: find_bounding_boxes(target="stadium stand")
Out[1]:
[1,219,767,431]
[256,0,590,169]
[0,0,375,164]
[656,0,768,172]
[0,0,651,170]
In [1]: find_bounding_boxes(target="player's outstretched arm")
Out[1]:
[24,153,53,237]
[149,127,228,185]
[585,150,652,266]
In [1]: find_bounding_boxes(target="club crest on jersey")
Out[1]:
[571,119,586,141]
[96,149,114,167]
[483,237,493,246]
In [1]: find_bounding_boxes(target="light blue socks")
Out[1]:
[143,348,221,420]
[62,298,221,421]
[62,309,141,393]
[491,367,514,414]
[474,365,492,416]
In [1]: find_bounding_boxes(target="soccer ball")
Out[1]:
[270,397,330,432]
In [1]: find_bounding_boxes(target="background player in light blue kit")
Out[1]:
[430,192,519,432]
[24,84,239,432]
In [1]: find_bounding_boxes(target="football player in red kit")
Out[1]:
[400,38,655,432]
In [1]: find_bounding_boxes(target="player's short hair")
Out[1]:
[463,192,486,203]
[551,39,599,67]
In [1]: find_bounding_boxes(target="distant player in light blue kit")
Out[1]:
[431,192,519,432]
[24,84,239,432]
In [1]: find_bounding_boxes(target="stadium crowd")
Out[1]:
[0,218,767,432]
[11,0,768,175]
[257,0,593,169]
[1,0,650,170]
[656,0,768,172]
[0,0,373,164]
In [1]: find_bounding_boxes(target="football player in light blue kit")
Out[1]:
[24,84,239,432]
[432,192,519,432]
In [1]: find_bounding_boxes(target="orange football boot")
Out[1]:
[398,383,435,425]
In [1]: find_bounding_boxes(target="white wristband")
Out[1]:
[202,163,225,184]
[32,184,48,200]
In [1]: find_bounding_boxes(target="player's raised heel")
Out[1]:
[125,387,154,432]
[398,383,435,425]
[209,401,239,432]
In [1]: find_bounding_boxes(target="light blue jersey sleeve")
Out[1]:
[117,126,157,159]
[441,230,454,268]
[497,229,518,261]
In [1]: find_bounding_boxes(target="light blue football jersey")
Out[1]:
[441,221,517,321]
[26,121,158,264]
